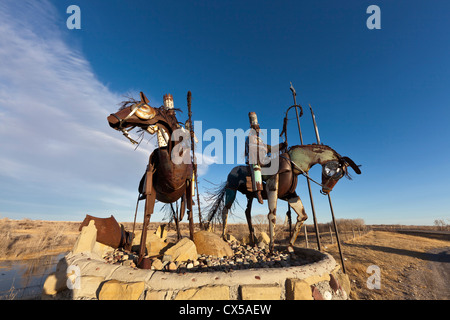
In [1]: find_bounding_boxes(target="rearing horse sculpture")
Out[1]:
[207,144,361,253]
[107,91,195,267]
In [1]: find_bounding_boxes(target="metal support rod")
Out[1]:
[131,195,140,239]
[187,91,203,228]
[306,178,321,251]
[309,102,347,272]
[328,194,346,274]
[304,224,309,248]
[329,225,334,244]
[289,83,322,251]
[290,83,304,144]
[309,104,321,145]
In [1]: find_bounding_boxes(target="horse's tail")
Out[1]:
[205,181,228,225]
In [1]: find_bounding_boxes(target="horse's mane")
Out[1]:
[118,96,183,114]
[288,144,342,158]
[118,96,140,110]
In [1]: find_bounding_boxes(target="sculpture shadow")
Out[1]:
[344,242,450,263]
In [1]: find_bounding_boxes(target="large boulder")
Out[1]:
[258,231,270,245]
[132,230,172,257]
[162,237,197,262]
[155,224,168,241]
[193,231,233,257]
[72,220,97,254]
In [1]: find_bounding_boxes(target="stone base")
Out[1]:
[42,247,350,300]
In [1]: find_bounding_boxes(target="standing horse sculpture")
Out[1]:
[107,91,196,267]
[206,144,361,253]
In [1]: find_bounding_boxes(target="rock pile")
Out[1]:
[101,231,314,273]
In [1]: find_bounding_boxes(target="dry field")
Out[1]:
[322,230,450,300]
[1,218,449,300]
[0,218,80,260]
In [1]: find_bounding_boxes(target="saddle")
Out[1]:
[245,153,297,196]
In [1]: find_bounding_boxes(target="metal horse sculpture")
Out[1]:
[206,144,361,253]
[107,91,195,267]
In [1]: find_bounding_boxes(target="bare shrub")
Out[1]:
[0,219,79,260]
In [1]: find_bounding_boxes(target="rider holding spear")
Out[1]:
[245,112,286,205]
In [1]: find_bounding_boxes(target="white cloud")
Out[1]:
[0,1,217,222]
[195,152,219,177]
[0,1,154,221]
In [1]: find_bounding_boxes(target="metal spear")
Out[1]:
[289,83,322,251]
[309,103,346,274]
[187,91,203,228]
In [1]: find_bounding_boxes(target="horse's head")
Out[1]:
[107,92,179,145]
[287,144,361,194]
[321,156,361,194]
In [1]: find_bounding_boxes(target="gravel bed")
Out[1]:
[102,240,317,273]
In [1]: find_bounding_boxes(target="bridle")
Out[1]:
[110,101,147,145]
[279,155,324,188]
[279,155,346,195]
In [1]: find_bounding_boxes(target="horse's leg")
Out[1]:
[186,180,194,240]
[244,196,256,245]
[266,174,279,253]
[138,163,156,268]
[179,193,186,221]
[287,196,308,253]
[221,188,236,240]
[221,206,229,240]
[174,199,183,241]
[286,205,292,239]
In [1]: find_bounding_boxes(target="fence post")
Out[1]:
[329,225,334,244]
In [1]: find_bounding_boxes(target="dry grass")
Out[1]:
[0,218,80,260]
[323,231,450,300]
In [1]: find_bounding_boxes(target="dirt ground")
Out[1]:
[322,230,450,300]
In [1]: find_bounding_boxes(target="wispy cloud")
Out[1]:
[195,152,218,177]
[0,1,155,221]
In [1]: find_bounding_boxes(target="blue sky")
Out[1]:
[0,0,449,225]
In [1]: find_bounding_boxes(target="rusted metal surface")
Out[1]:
[108,91,197,267]
[79,215,132,249]
[245,112,267,205]
[187,91,203,228]
[138,257,153,270]
[206,144,356,252]
[205,82,362,253]
[163,93,174,109]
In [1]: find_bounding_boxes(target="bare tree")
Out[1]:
[434,219,447,231]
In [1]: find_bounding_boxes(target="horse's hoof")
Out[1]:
[287,245,294,253]
[138,257,152,269]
